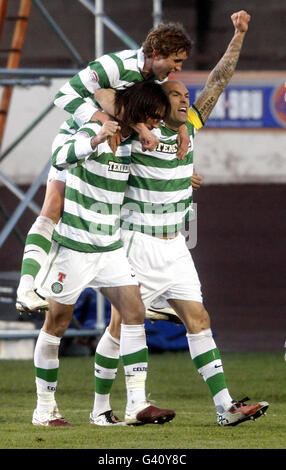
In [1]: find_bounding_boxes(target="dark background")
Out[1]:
[0,1,285,352]
[1,0,286,70]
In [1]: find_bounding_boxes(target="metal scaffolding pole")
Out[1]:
[0,0,164,335]
[95,0,104,58]
[153,0,163,27]
[32,0,85,67]
[0,160,51,247]
[78,0,139,51]
[94,0,104,331]
[0,102,54,164]
[0,170,41,215]
[0,69,80,79]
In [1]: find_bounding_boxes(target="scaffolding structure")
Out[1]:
[0,0,163,337]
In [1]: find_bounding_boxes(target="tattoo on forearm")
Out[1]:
[198,96,216,117]
[211,41,242,90]
[195,33,245,122]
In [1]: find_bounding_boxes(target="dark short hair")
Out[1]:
[142,22,192,58]
[115,81,170,127]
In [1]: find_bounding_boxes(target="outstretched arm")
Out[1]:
[193,10,251,124]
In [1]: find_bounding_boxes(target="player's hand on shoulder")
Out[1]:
[177,124,190,160]
[108,131,123,154]
[139,128,159,152]
[91,120,120,148]
[101,120,120,138]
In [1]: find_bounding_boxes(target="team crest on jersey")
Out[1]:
[78,130,91,139]
[51,282,63,294]
[89,70,99,82]
[108,161,129,173]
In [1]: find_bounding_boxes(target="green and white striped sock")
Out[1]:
[187,329,233,412]
[93,328,120,416]
[18,216,55,294]
[120,324,148,409]
[34,329,60,413]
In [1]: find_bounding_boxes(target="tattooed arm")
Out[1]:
[193,10,251,124]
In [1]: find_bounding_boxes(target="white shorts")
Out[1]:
[121,230,203,309]
[36,242,138,305]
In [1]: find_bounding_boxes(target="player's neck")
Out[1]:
[141,57,154,79]
[164,120,180,131]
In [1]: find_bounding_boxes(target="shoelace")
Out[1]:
[105,410,121,423]
[232,396,250,408]
[146,393,156,405]
[48,406,63,420]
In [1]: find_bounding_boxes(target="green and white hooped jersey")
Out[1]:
[120,110,203,237]
[51,121,131,253]
[54,47,165,130]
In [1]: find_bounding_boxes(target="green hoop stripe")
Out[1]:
[95,377,114,395]
[71,166,127,193]
[25,234,52,254]
[61,211,119,237]
[90,61,111,88]
[121,348,148,366]
[21,259,41,278]
[95,353,119,369]
[108,53,142,83]
[63,97,88,115]
[35,367,58,383]
[206,372,228,396]
[65,186,120,215]
[128,174,191,192]
[122,195,192,213]
[120,221,183,236]
[69,74,93,99]
[66,116,80,130]
[131,152,192,168]
[192,348,221,369]
[53,231,122,253]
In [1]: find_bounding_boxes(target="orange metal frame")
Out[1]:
[0,0,32,145]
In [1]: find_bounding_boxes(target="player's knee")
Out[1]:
[44,311,71,337]
[122,300,146,324]
[185,303,210,333]
[109,310,121,339]
[197,305,211,330]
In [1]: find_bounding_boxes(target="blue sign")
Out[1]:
[187,82,286,128]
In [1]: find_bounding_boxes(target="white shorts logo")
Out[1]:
[51,282,63,294]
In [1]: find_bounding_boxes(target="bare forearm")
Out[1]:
[91,109,112,123]
[208,31,246,91]
[195,32,246,122]
[194,10,251,123]
[94,89,117,118]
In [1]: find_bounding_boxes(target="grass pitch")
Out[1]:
[0,351,285,450]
